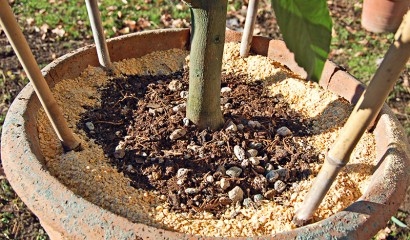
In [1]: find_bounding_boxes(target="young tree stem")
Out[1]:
[186,0,227,130]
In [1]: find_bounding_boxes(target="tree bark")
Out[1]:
[186,0,227,130]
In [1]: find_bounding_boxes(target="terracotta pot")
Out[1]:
[1,29,409,239]
[361,0,410,33]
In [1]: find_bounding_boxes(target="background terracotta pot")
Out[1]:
[361,0,410,33]
[1,29,409,239]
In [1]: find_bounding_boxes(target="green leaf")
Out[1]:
[271,0,332,81]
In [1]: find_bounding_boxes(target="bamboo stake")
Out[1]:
[0,0,81,151]
[293,10,410,225]
[85,0,112,70]
[240,0,259,57]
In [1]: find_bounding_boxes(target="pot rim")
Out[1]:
[1,28,409,239]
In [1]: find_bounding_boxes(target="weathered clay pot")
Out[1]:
[2,29,409,239]
[361,0,410,33]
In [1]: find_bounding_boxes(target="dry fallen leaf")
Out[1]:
[119,27,130,34]
[26,17,35,26]
[40,23,49,34]
[52,26,65,37]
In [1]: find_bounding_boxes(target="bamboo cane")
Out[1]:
[240,0,259,57]
[293,10,410,226]
[0,0,81,151]
[85,0,112,70]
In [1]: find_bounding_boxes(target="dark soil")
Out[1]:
[78,70,318,216]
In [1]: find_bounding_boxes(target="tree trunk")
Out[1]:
[186,0,227,130]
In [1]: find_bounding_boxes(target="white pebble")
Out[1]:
[185,188,199,194]
[225,121,238,132]
[170,129,186,140]
[168,80,183,91]
[172,103,186,113]
[177,168,189,179]
[241,159,250,168]
[180,91,189,99]
[221,87,232,93]
[114,142,126,159]
[85,122,95,131]
[226,166,242,178]
[224,103,232,109]
[249,157,261,166]
[206,175,214,183]
[246,149,258,158]
[233,145,246,161]
[277,126,292,136]
[274,180,287,193]
[228,186,244,203]
[182,117,190,126]
[220,178,231,190]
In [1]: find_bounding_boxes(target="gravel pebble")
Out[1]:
[249,142,263,149]
[246,149,258,158]
[114,142,126,159]
[249,157,261,166]
[233,145,246,161]
[221,87,232,93]
[182,117,190,127]
[206,175,214,183]
[264,189,277,199]
[225,121,238,132]
[172,103,186,113]
[177,168,190,179]
[216,165,226,174]
[248,120,262,128]
[265,163,274,171]
[216,141,225,146]
[276,168,289,180]
[180,91,189,98]
[168,80,183,91]
[277,126,292,136]
[243,198,253,207]
[266,170,280,183]
[224,103,232,109]
[220,178,231,190]
[226,166,242,178]
[253,194,264,202]
[85,122,95,131]
[185,188,199,194]
[240,159,250,168]
[170,129,186,140]
[274,180,287,193]
[228,186,244,203]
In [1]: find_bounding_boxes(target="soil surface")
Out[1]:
[78,69,318,217]
[0,0,408,239]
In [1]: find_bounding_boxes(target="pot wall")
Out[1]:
[361,0,410,33]
[1,29,409,239]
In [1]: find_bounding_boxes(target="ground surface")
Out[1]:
[0,0,408,239]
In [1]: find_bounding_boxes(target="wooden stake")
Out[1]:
[294,10,410,225]
[0,0,81,151]
[85,0,112,70]
[240,0,259,57]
